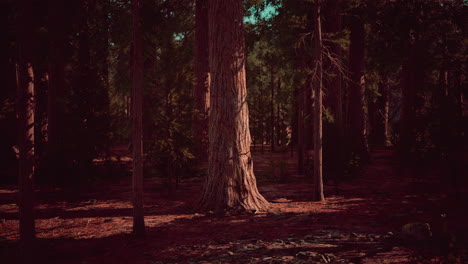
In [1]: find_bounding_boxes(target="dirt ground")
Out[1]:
[1,147,467,263]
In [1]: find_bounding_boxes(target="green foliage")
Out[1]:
[140,0,196,177]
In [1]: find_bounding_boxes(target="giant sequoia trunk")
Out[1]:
[313,0,325,201]
[193,0,210,161]
[131,0,145,237]
[199,0,269,212]
[347,15,369,161]
[17,0,36,256]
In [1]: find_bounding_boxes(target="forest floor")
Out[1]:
[1,147,467,263]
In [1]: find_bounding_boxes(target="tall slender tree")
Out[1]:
[296,85,305,174]
[16,0,36,257]
[131,0,145,236]
[270,66,275,151]
[193,0,210,161]
[199,0,269,212]
[313,0,325,201]
[347,14,369,162]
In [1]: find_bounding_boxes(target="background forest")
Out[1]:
[1,0,466,186]
[0,0,467,263]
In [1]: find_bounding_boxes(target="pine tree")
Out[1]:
[313,0,325,201]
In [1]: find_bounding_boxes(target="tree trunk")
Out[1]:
[382,78,391,146]
[199,0,269,212]
[131,0,145,236]
[348,15,369,162]
[270,67,275,151]
[276,78,282,146]
[297,84,305,174]
[304,76,314,152]
[291,87,298,158]
[313,0,324,201]
[369,76,390,146]
[260,117,264,155]
[193,0,210,161]
[17,0,36,257]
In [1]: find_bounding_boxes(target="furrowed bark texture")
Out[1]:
[199,0,269,212]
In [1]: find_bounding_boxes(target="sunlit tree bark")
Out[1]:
[199,0,269,212]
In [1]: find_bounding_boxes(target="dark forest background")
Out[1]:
[1,0,466,187]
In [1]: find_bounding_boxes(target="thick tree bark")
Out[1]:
[348,15,369,161]
[313,0,324,201]
[199,0,269,212]
[17,0,36,257]
[131,0,145,236]
[193,0,210,161]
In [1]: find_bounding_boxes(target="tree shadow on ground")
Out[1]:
[1,148,467,263]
